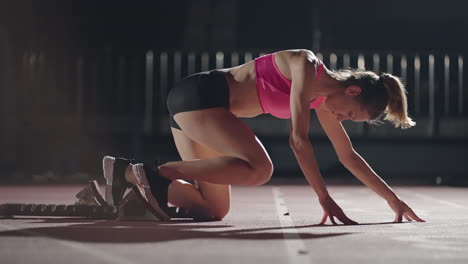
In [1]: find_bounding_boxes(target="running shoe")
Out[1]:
[131,162,172,220]
[102,156,134,206]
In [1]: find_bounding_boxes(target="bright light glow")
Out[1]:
[444,55,450,67]
[373,54,380,72]
[316,53,323,61]
[401,55,407,68]
[216,52,224,69]
[357,54,365,70]
[429,54,435,65]
[245,52,253,62]
[387,54,393,73]
[330,53,337,69]
[231,52,239,66]
[343,54,350,68]
[414,56,421,70]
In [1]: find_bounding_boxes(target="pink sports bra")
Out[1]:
[254,53,326,119]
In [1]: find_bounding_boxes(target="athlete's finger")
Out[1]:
[404,214,413,222]
[329,215,338,225]
[394,213,403,223]
[335,211,358,225]
[408,211,426,222]
[320,213,328,225]
[342,215,359,225]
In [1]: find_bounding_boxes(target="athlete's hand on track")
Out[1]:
[318,194,358,225]
[387,198,426,223]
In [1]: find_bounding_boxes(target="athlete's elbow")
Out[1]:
[339,153,360,168]
[289,136,310,151]
[290,141,309,153]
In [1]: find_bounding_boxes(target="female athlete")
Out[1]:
[102,49,425,224]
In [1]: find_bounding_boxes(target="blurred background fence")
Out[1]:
[1,0,468,184]
[5,49,467,135]
[1,48,467,183]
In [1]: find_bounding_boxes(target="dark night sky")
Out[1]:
[0,0,467,52]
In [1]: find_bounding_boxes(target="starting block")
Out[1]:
[0,180,193,221]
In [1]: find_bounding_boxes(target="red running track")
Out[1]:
[0,182,467,264]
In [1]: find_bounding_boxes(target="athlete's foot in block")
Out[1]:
[130,163,171,220]
[125,165,139,185]
[102,156,140,206]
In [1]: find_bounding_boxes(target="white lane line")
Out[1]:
[398,190,468,210]
[272,187,311,263]
[0,223,132,264]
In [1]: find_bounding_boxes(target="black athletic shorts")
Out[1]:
[166,70,230,130]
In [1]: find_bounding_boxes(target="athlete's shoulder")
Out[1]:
[280,49,316,59]
[279,49,319,65]
[279,49,319,70]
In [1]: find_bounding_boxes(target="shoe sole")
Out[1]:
[102,156,115,206]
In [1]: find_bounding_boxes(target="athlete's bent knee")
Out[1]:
[210,207,230,220]
[190,205,228,221]
[250,160,274,186]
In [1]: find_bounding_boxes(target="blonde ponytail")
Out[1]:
[380,74,416,129]
[333,69,416,129]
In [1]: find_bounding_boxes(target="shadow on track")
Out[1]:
[0,217,364,243]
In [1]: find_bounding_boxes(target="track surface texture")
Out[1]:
[1,182,467,264]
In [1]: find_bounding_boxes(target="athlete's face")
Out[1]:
[324,85,370,122]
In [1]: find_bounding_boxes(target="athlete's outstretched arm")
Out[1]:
[289,50,358,225]
[341,150,425,223]
[288,50,328,198]
[316,109,426,223]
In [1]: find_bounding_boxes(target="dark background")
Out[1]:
[0,0,467,184]
[1,0,467,52]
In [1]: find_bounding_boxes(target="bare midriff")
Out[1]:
[220,51,323,118]
[218,61,263,118]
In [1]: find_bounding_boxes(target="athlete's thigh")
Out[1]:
[171,127,230,207]
[173,107,272,168]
